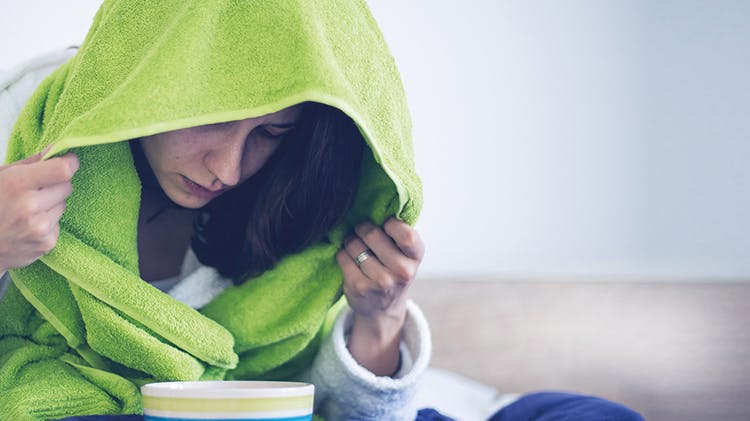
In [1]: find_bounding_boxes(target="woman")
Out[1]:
[0,1,430,420]
[1,2,647,420]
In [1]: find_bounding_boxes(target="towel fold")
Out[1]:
[0,0,420,418]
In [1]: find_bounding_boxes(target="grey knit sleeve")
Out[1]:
[309,300,432,421]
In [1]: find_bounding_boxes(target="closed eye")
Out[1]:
[260,125,294,139]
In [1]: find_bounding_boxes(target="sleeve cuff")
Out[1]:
[310,299,432,420]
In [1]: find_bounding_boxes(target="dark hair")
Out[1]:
[191,102,364,282]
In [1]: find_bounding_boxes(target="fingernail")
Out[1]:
[69,154,80,172]
[41,145,53,156]
[357,222,375,235]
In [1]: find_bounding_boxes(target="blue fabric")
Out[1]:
[415,408,457,421]
[489,392,645,421]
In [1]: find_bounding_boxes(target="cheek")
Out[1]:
[166,134,208,167]
[141,130,211,176]
[241,140,282,180]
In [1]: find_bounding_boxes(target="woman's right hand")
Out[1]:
[0,150,79,273]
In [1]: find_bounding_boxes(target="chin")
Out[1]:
[166,189,211,209]
[179,200,209,209]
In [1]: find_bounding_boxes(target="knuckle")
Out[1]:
[384,217,401,233]
[375,272,396,290]
[342,282,355,298]
[28,219,50,240]
[348,283,367,299]
[44,159,71,181]
[400,228,418,248]
[54,203,67,220]
[355,222,377,239]
[345,237,364,254]
[385,216,405,232]
[39,232,58,253]
[336,249,349,265]
[62,181,74,198]
[360,228,380,244]
[392,262,414,284]
[57,160,75,180]
[66,153,80,173]
[355,221,373,231]
[417,242,426,261]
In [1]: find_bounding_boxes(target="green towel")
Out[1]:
[0,0,421,418]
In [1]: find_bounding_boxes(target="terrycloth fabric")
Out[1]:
[310,300,432,421]
[0,0,420,419]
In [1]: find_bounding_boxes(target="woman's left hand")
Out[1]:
[336,217,425,376]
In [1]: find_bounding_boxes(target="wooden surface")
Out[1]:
[410,279,750,421]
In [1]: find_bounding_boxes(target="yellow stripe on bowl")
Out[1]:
[142,394,314,413]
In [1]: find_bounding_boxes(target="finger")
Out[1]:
[37,222,61,254]
[355,221,418,284]
[22,153,79,189]
[46,201,67,223]
[344,236,396,290]
[34,182,73,212]
[384,217,425,262]
[337,249,394,306]
[4,152,43,168]
[39,144,57,160]
[2,145,54,169]
[336,249,370,296]
[337,248,361,277]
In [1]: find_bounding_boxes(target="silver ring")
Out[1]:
[354,250,372,267]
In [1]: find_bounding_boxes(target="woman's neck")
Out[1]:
[138,189,197,282]
[131,140,198,282]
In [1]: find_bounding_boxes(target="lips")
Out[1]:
[181,175,225,199]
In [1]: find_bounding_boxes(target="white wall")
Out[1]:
[2,1,749,280]
[0,2,102,66]
[369,0,750,280]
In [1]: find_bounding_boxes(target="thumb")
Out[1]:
[1,145,52,169]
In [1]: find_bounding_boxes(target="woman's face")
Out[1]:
[140,104,304,208]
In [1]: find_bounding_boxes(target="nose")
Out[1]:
[204,134,244,189]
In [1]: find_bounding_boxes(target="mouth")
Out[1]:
[181,175,226,200]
